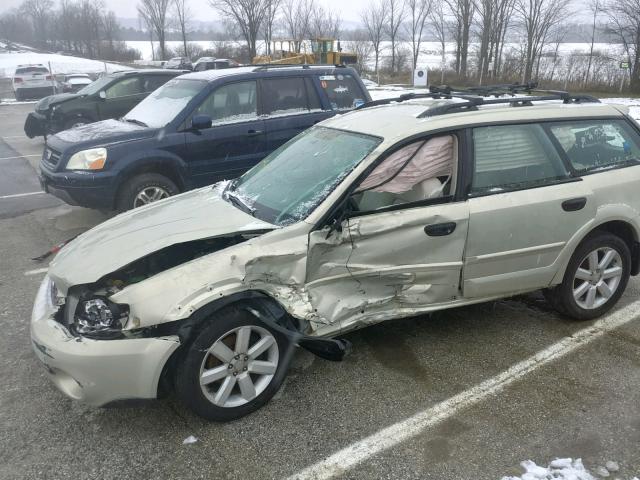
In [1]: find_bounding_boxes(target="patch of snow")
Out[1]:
[502,458,638,480]
[182,435,198,445]
[0,99,38,105]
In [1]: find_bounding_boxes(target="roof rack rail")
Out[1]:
[417,92,600,118]
[251,63,346,71]
[354,82,600,117]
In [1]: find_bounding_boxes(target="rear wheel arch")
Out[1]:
[590,220,639,276]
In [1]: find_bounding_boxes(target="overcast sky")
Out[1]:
[0,0,365,23]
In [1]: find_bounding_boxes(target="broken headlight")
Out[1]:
[74,297,128,336]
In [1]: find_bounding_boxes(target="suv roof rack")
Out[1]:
[356,82,601,117]
[251,63,346,71]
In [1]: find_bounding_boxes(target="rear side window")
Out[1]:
[195,81,257,124]
[262,77,312,115]
[142,75,171,92]
[548,120,640,173]
[317,73,366,110]
[105,77,143,98]
[472,124,569,194]
[16,67,48,74]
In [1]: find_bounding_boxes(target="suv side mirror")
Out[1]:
[192,114,212,130]
[98,90,106,100]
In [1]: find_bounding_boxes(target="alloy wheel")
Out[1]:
[133,186,170,207]
[573,247,623,309]
[199,325,279,408]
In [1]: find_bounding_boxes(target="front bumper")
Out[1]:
[30,276,180,406]
[39,166,117,210]
[24,111,47,138]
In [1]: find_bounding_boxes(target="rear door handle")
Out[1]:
[247,129,263,137]
[424,222,457,236]
[562,197,587,212]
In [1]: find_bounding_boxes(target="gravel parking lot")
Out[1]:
[0,102,639,480]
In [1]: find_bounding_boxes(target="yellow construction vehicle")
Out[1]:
[252,38,357,65]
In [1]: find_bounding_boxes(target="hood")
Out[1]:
[49,119,156,147]
[36,92,82,111]
[49,185,275,291]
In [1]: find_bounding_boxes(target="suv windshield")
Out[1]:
[124,78,206,128]
[230,127,381,226]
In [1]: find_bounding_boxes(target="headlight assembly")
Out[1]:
[66,148,107,171]
[74,297,128,337]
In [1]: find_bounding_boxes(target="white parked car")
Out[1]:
[31,85,640,421]
[13,64,56,100]
[60,73,93,93]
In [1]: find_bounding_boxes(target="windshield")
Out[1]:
[123,78,205,128]
[231,127,381,226]
[77,75,114,95]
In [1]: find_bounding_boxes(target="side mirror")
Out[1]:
[191,114,212,130]
[98,90,106,100]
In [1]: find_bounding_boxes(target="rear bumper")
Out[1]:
[39,167,118,210]
[30,276,181,406]
[16,86,56,99]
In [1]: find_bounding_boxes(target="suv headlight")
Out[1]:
[66,148,107,170]
[74,297,128,336]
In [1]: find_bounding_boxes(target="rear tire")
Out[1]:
[175,307,290,421]
[545,232,630,320]
[116,173,179,211]
[14,90,22,101]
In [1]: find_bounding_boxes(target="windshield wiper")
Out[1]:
[123,118,148,127]
[226,191,255,216]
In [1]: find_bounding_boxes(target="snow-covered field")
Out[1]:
[0,51,130,78]
[125,39,625,68]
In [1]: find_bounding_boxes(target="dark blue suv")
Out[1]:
[39,65,371,211]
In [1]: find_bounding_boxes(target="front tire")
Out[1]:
[545,232,631,320]
[116,173,179,211]
[175,308,290,421]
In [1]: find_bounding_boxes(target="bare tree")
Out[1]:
[445,0,474,77]
[281,0,312,53]
[361,0,388,78]
[385,0,406,73]
[209,0,273,59]
[138,12,156,60]
[584,0,602,85]
[606,0,640,92]
[514,0,571,82]
[309,3,340,39]
[21,0,54,48]
[430,0,447,83]
[344,31,375,73]
[173,0,191,59]
[405,0,433,71]
[138,0,171,60]
[261,0,281,54]
[475,0,515,81]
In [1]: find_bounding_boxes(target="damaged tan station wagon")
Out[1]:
[31,86,640,421]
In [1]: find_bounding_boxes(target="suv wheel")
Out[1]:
[116,173,179,211]
[545,232,631,320]
[175,308,290,421]
[14,90,22,101]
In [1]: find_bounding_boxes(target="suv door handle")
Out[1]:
[562,197,587,212]
[424,222,457,236]
[247,129,263,136]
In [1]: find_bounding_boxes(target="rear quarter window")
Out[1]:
[317,73,366,110]
[548,120,640,173]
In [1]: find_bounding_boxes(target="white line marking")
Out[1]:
[0,154,41,160]
[24,267,48,276]
[287,299,640,480]
[0,191,45,199]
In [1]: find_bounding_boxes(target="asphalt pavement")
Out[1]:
[0,102,638,480]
